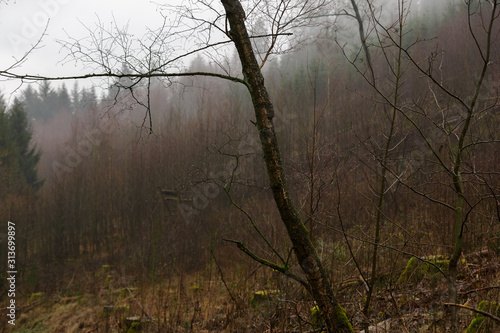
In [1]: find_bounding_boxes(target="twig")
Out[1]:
[211,248,239,306]
[327,225,447,277]
[223,239,311,292]
[443,303,500,323]
[459,286,500,296]
[127,289,151,320]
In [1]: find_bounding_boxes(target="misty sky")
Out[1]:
[0,0,167,100]
[0,0,450,102]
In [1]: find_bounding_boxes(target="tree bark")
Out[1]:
[220,1,353,332]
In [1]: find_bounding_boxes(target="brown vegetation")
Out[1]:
[1,0,500,332]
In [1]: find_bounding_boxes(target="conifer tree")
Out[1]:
[6,99,43,190]
[22,84,39,122]
[0,96,15,193]
[57,83,72,113]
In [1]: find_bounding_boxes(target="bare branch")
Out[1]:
[224,239,310,291]
[443,303,500,323]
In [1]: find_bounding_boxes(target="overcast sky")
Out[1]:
[0,0,168,101]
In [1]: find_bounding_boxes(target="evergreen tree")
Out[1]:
[22,82,72,121]
[56,83,72,113]
[22,84,40,121]
[80,86,97,110]
[0,96,10,168]
[6,99,43,190]
[37,81,58,121]
[71,81,81,113]
[107,63,133,100]
[0,96,19,193]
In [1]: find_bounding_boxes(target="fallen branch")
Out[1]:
[443,303,500,323]
[459,285,500,295]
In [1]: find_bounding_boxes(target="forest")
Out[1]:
[0,0,499,332]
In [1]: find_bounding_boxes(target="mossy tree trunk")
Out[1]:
[220,0,353,332]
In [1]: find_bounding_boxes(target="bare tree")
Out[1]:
[333,2,410,327]
[1,1,355,331]
[340,0,500,329]
[221,1,353,331]
[407,2,500,327]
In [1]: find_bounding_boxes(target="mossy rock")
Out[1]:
[100,305,114,319]
[28,292,45,303]
[398,256,449,283]
[466,301,500,333]
[250,290,280,309]
[124,316,142,332]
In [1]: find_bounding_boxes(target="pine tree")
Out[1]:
[37,81,58,121]
[80,86,97,110]
[71,81,81,113]
[0,96,18,194]
[56,83,72,113]
[22,84,40,121]
[7,99,43,190]
[0,97,9,168]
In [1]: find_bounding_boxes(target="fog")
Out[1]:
[0,0,165,100]
[1,1,498,332]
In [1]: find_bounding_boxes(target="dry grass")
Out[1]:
[3,246,499,333]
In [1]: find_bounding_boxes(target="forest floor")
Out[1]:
[2,248,499,333]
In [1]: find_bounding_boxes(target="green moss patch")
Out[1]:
[310,305,322,328]
[28,292,45,304]
[119,287,137,299]
[398,256,450,283]
[466,301,500,333]
[250,290,280,309]
[309,304,353,332]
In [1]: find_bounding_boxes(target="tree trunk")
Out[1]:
[220,1,353,332]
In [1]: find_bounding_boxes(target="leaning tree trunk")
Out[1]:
[221,1,353,332]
